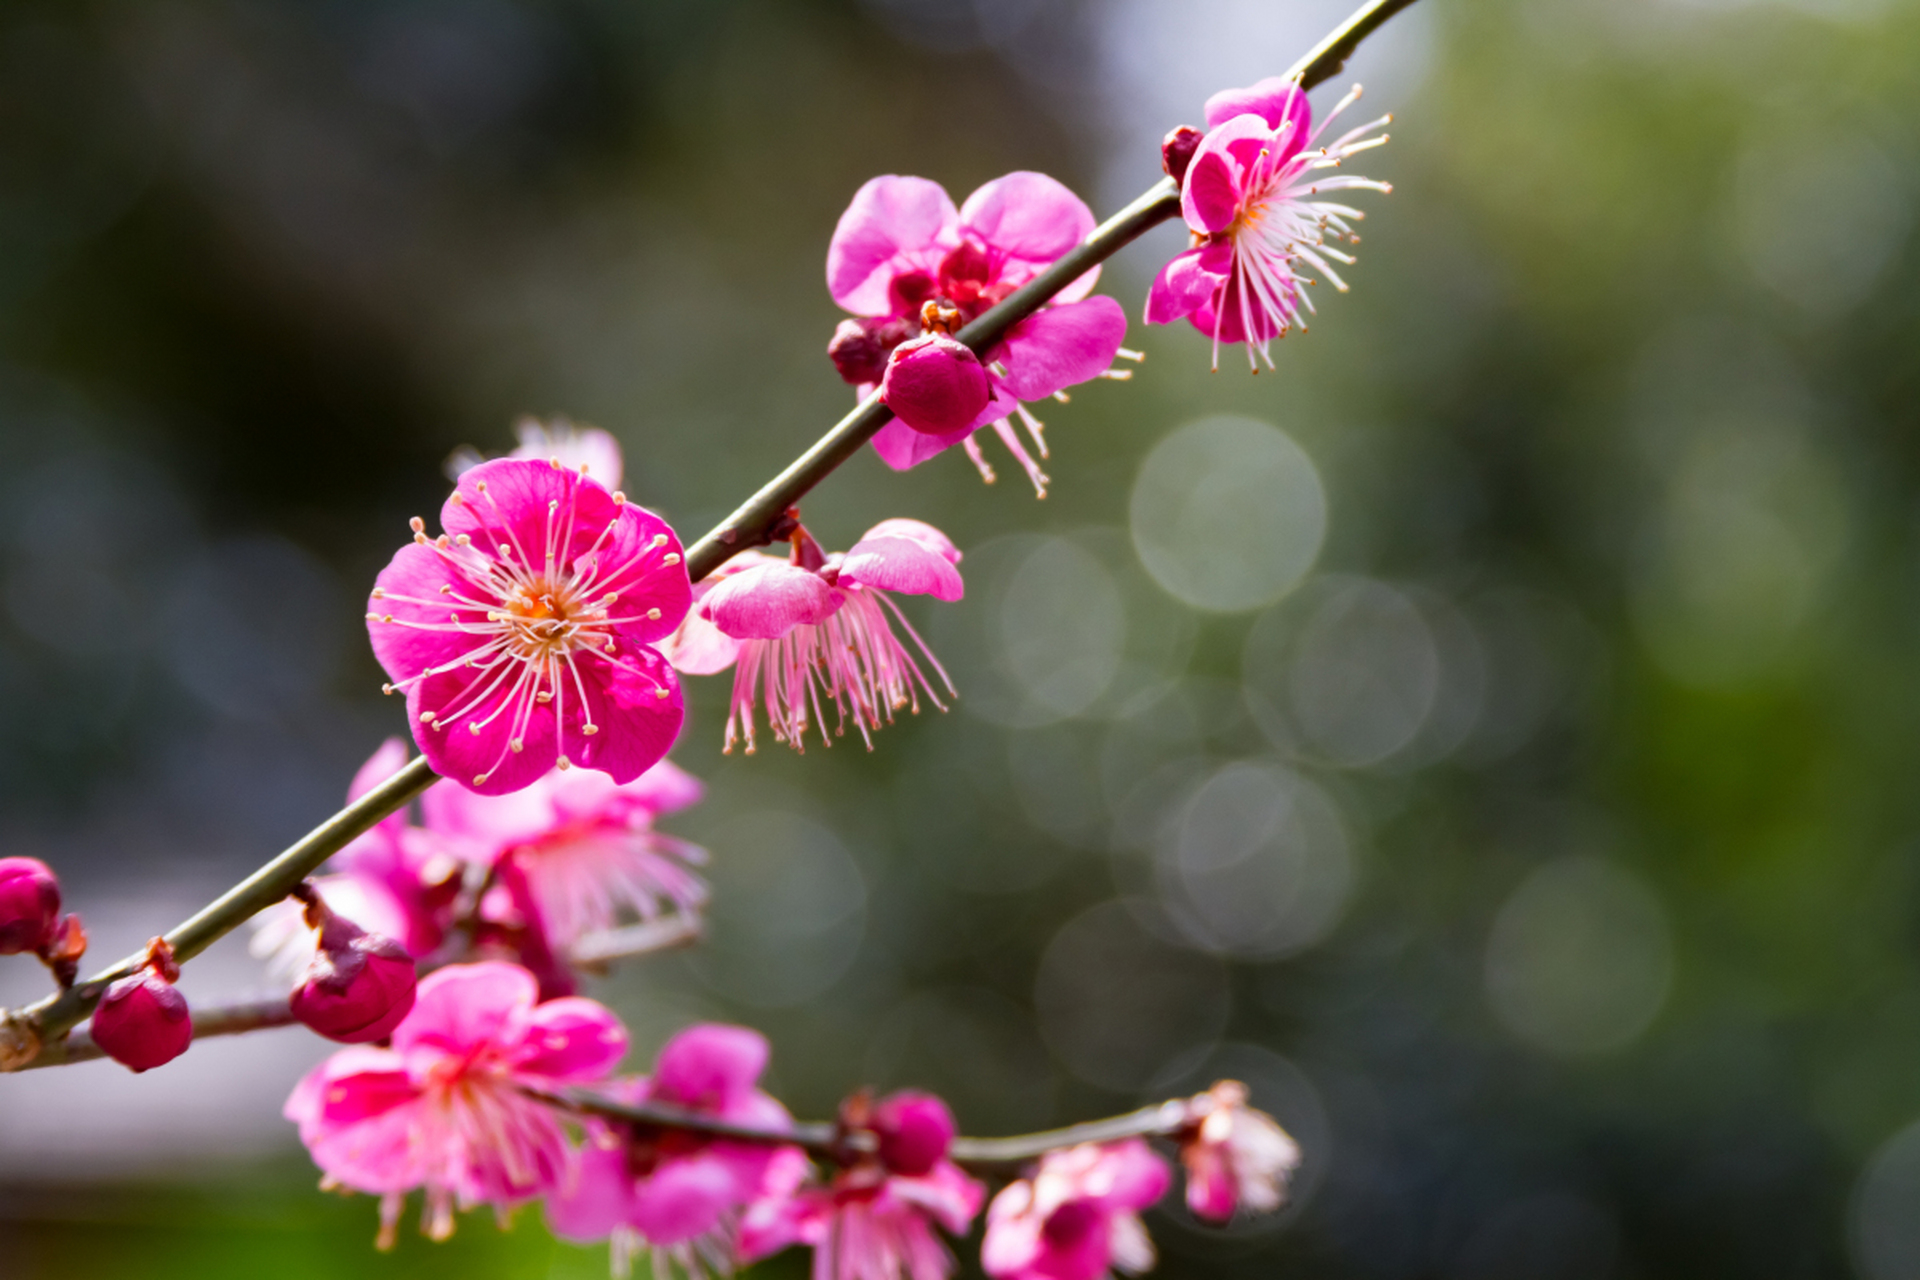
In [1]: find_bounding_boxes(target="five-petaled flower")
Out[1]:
[981,1140,1170,1280]
[1147,77,1391,368]
[659,520,962,755]
[368,457,691,795]
[826,172,1135,496]
[548,1023,802,1279]
[285,961,628,1247]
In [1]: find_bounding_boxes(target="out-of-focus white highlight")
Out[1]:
[1484,856,1673,1057]
[1131,416,1326,613]
[1156,761,1353,959]
[1852,1119,1920,1280]
[1000,536,1126,718]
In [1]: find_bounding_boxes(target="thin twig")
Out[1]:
[1,758,437,1069]
[0,0,1422,1072]
[20,995,298,1071]
[552,1087,1194,1177]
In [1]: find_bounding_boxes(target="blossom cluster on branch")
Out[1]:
[0,12,1409,1274]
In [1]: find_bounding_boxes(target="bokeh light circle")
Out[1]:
[1130,415,1326,612]
[1484,856,1672,1057]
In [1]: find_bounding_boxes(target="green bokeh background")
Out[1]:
[3,0,1919,1277]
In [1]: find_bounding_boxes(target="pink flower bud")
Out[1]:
[1161,125,1203,184]
[0,857,60,955]
[880,333,991,436]
[91,966,191,1073]
[828,316,916,387]
[291,915,418,1044]
[871,1090,956,1177]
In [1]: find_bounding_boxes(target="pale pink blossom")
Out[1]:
[740,1144,984,1280]
[451,417,626,491]
[285,961,627,1246]
[548,1023,802,1278]
[827,172,1134,496]
[368,457,690,795]
[981,1141,1170,1280]
[1178,1081,1299,1224]
[420,758,708,955]
[1146,78,1391,369]
[675,522,961,754]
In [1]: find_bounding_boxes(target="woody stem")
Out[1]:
[546,1087,1194,1177]
[0,0,1421,1071]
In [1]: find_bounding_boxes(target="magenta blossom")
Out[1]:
[981,1141,1170,1280]
[285,961,627,1246]
[660,521,961,755]
[1146,78,1391,369]
[739,1137,984,1280]
[1178,1081,1299,1224]
[421,757,708,955]
[827,172,1134,496]
[548,1023,802,1278]
[368,457,691,795]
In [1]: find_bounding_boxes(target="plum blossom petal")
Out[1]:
[957,171,1098,300]
[1203,76,1312,138]
[839,536,964,603]
[1144,244,1231,326]
[828,176,958,316]
[991,296,1129,404]
[701,563,842,639]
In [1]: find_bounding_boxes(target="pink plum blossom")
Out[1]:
[548,1023,802,1278]
[1146,78,1391,369]
[739,1100,984,1280]
[981,1141,1170,1280]
[666,521,961,754]
[367,457,691,795]
[1177,1081,1299,1224]
[827,172,1135,496]
[285,961,627,1247]
[420,757,709,955]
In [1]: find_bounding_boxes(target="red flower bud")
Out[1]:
[91,953,192,1073]
[828,316,917,386]
[1162,125,1204,184]
[290,914,418,1044]
[0,857,60,955]
[880,333,991,436]
[871,1089,956,1176]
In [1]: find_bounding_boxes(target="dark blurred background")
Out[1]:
[2,0,1919,1276]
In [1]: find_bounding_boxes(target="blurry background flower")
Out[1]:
[1,1,1919,1278]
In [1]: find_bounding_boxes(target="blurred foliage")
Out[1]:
[3,0,1920,1278]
